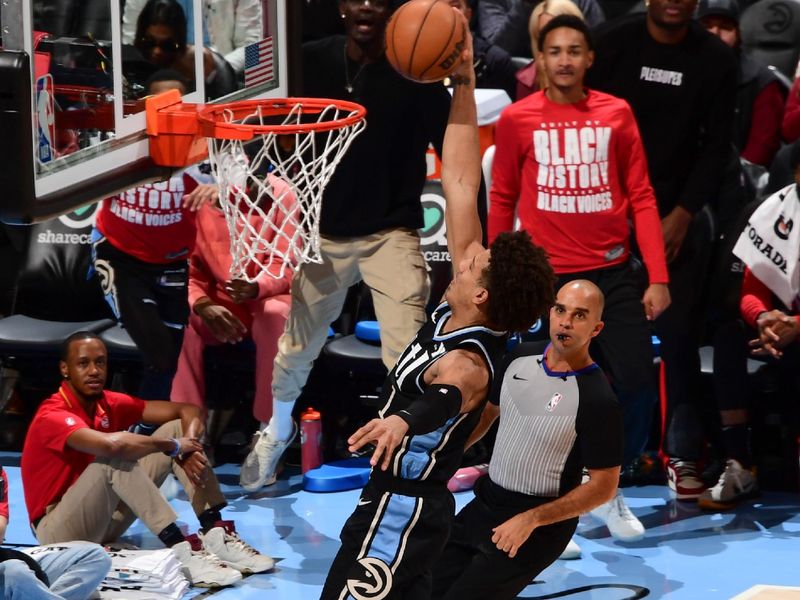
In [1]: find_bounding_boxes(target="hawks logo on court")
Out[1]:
[346,556,393,600]
[546,392,563,413]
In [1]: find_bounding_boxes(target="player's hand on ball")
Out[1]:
[348,415,409,471]
[450,10,473,82]
[491,512,537,558]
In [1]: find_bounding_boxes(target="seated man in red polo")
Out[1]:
[20,331,274,588]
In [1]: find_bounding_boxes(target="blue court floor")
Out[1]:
[2,456,799,599]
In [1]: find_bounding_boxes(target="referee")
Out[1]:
[432,280,623,600]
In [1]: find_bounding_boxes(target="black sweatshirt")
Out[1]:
[587,15,737,217]
[302,36,450,237]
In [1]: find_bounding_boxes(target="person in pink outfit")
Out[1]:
[171,174,296,426]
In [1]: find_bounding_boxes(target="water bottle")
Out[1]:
[300,407,323,473]
[447,463,489,492]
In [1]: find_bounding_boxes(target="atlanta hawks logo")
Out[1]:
[774,214,793,240]
[346,556,393,600]
[94,259,114,296]
[546,392,563,412]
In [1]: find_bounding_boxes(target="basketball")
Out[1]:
[385,0,467,83]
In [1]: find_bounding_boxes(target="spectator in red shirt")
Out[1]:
[699,143,800,510]
[515,0,585,101]
[697,0,785,168]
[489,14,670,546]
[20,332,274,588]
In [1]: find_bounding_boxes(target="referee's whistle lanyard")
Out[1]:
[59,383,111,431]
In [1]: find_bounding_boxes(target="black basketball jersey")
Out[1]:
[378,302,508,484]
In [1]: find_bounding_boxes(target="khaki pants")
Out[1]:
[35,420,226,545]
[272,228,430,404]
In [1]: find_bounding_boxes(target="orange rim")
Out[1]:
[197,97,366,139]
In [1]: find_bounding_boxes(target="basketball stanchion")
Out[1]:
[145,89,367,282]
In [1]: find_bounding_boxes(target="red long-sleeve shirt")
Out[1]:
[189,175,297,318]
[488,89,668,284]
[741,81,785,167]
[740,266,800,329]
[782,77,800,143]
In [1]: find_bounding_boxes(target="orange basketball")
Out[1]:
[385,0,466,84]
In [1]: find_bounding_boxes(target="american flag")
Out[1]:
[244,37,275,88]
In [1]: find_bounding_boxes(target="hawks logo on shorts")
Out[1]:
[346,557,393,600]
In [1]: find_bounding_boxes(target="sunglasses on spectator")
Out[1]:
[138,35,180,53]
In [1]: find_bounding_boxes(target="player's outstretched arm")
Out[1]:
[442,16,484,270]
[348,349,490,471]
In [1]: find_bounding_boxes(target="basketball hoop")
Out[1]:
[146,90,366,281]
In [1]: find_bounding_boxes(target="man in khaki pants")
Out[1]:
[239,0,450,492]
[20,332,273,588]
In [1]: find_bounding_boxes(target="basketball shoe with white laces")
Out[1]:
[590,490,645,541]
[239,422,298,491]
[666,458,706,501]
[698,459,758,511]
[171,535,242,588]
[201,520,275,573]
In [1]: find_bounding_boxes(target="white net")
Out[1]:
[205,100,366,282]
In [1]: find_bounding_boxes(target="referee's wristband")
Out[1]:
[163,437,181,458]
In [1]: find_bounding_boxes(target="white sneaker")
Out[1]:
[558,537,581,560]
[172,537,242,588]
[590,490,645,542]
[201,521,275,574]
[698,459,759,511]
[240,423,298,492]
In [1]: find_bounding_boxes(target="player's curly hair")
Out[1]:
[481,231,555,333]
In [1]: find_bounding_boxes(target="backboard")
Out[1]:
[0,0,297,223]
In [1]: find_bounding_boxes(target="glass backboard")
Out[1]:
[0,0,295,223]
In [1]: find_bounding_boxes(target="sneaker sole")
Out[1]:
[610,532,645,542]
[672,489,705,501]
[190,577,242,588]
[698,489,759,511]
[221,559,275,574]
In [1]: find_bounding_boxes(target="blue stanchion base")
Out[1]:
[302,457,372,492]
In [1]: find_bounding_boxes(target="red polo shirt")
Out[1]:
[21,384,145,524]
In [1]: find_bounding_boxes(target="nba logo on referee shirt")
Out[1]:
[546,393,563,412]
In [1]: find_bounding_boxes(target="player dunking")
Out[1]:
[319,21,556,600]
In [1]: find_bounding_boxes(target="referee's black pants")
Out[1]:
[431,477,576,600]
